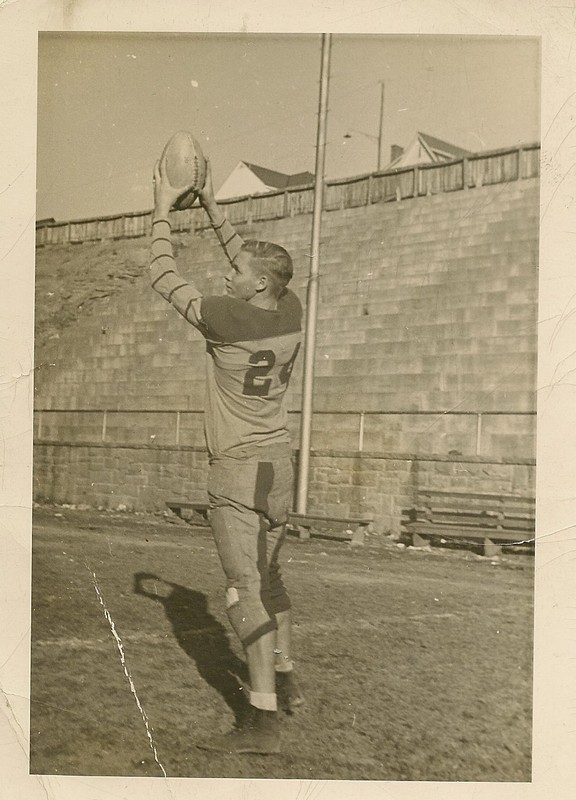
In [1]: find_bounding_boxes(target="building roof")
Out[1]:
[417,133,472,159]
[243,162,315,189]
[385,132,473,171]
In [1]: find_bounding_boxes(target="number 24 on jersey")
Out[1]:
[242,343,301,397]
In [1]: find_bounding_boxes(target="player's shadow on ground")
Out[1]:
[133,572,250,725]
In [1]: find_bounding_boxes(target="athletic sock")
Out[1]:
[249,691,277,711]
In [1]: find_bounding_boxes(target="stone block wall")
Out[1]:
[33,176,539,516]
[33,442,534,535]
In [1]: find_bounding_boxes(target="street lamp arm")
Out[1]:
[343,80,384,171]
[344,128,379,142]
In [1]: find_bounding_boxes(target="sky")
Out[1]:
[36,33,540,221]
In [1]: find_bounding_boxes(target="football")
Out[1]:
[160,130,207,210]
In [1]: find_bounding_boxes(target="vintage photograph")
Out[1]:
[31,32,539,780]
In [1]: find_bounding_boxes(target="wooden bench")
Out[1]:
[401,490,535,557]
[286,512,373,545]
[166,501,210,526]
[166,501,374,545]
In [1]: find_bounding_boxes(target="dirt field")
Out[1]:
[30,505,534,781]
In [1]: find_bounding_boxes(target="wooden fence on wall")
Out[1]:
[36,143,540,247]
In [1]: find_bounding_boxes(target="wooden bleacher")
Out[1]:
[401,489,535,556]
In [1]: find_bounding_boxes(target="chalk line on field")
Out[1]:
[34,627,224,650]
[88,566,167,778]
[33,611,473,653]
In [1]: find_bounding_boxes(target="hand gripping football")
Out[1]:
[160,130,207,210]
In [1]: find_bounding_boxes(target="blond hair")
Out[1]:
[241,240,293,296]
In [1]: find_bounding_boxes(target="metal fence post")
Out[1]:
[358,411,365,452]
[33,408,536,460]
[476,413,482,456]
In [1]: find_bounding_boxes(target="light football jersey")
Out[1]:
[199,291,302,459]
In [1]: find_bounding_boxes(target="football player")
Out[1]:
[149,157,304,754]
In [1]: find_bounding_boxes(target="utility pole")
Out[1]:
[344,80,385,171]
[377,80,385,171]
[295,33,332,514]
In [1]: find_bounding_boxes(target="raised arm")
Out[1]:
[149,159,203,328]
[198,160,245,264]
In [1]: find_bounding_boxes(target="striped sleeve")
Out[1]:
[149,217,203,328]
[212,215,244,264]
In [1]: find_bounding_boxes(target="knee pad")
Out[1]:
[225,586,277,647]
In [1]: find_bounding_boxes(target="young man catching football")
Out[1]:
[149,157,304,754]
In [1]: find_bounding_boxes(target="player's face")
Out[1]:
[226,251,264,301]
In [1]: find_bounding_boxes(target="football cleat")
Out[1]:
[195,707,280,755]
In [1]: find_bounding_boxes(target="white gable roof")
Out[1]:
[216,161,315,201]
[386,133,472,171]
[216,162,271,201]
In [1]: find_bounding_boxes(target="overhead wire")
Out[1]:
[40,75,386,210]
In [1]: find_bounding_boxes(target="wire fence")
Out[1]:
[36,143,540,247]
[34,408,536,458]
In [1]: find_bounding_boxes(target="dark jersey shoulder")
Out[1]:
[200,289,302,343]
